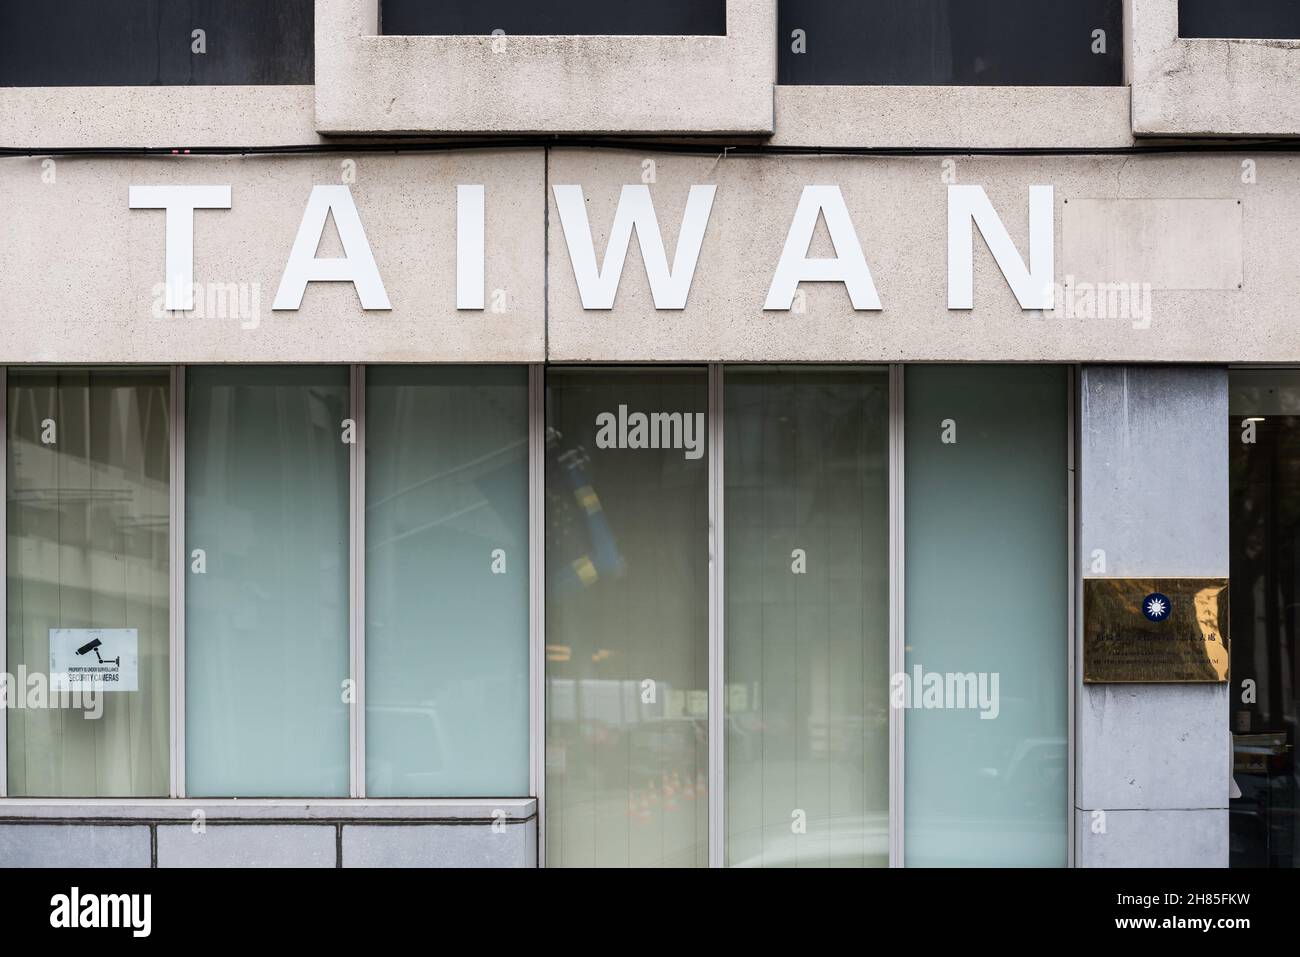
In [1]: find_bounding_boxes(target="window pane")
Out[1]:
[6,370,170,796]
[778,0,1123,86]
[1181,1,1300,40]
[545,368,709,867]
[0,0,313,87]
[1228,371,1300,868]
[185,367,349,797]
[382,0,725,36]
[904,365,1068,866]
[724,367,890,867]
[365,366,529,797]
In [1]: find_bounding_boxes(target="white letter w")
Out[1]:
[553,184,716,309]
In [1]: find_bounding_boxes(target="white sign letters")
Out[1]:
[553,183,716,309]
[765,184,881,310]
[128,185,232,311]
[272,185,390,310]
[947,184,1054,310]
[129,181,1055,315]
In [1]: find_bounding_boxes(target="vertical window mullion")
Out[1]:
[529,363,545,860]
[171,364,186,800]
[0,365,7,799]
[889,363,905,867]
[708,362,725,868]
[350,364,365,799]
[1067,366,1078,867]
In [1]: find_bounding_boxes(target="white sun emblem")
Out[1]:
[1146,597,1167,618]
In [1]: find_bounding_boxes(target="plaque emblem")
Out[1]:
[1142,592,1171,622]
[1083,578,1230,683]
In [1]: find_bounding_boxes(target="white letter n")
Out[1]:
[947,184,1054,310]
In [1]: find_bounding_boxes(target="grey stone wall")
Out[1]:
[0,801,537,868]
[1076,365,1230,866]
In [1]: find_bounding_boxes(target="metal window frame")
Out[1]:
[535,363,718,868]
[170,365,186,798]
[889,363,905,868]
[0,365,185,799]
[890,363,1077,868]
[0,366,6,799]
[349,364,366,799]
[708,363,726,868]
[1,361,540,814]
[1067,365,1078,868]
[0,360,1077,867]
[173,363,371,799]
[529,363,546,865]
[709,363,905,868]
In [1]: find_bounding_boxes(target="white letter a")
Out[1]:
[765,185,881,310]
[273,185,391,310]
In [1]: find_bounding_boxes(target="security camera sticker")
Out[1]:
[49,628,139,692]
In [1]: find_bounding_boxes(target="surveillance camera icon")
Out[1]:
[75,637,120,667]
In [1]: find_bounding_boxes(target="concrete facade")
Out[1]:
[0,87,321,151]
[1,1,1292,869]
[2,149,1296,364]
[1131,0,1300,136]
[0,151,546,364]
[544,150,1272,363]
[770,86,1135,149]
[314,0,777,135]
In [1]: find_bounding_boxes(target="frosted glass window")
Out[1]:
[545,368,709,867]
[6,370,170,796]
[904,365,1068,866]
[365,366,529,797]
[185,366,349,797]
[724,367,890,867]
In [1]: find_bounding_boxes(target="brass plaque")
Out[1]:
[1083,578,1229,683]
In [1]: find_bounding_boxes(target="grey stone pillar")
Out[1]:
[1076,366,1229,867]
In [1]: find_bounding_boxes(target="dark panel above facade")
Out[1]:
[778,0,1124,86]
[0,0,314,86]
[381,0,726,36]
[1180,0,1300,39]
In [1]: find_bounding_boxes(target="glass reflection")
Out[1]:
[724,367,890,867]
[1229,371,1300,868]
[545,368,708,867]
[6,370,170,796]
